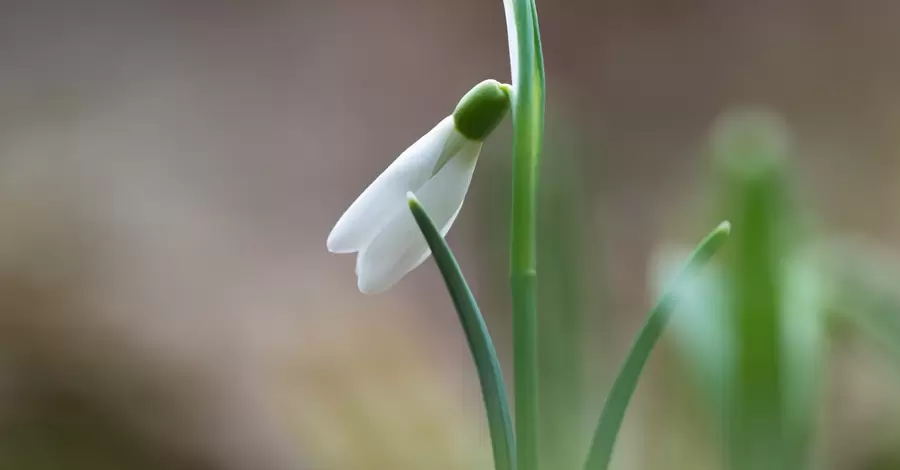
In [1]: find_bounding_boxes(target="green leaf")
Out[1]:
[407,193,516,470]
[650,244,733,421]
[652,240,827,467]
[582,221,731,470]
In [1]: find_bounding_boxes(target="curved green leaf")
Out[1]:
[582,221,731,470]
[407,193,515,470]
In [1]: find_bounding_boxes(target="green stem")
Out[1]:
[408,195,516,470]
[582,222,731,470]
[511,271,538,470]
[510,1,545,470]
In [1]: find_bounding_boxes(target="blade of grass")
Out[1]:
[407,193,516,470]
[582,221,731,470]
[651,244,732,422]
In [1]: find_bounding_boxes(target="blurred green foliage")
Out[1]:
[479,105,900,470]
[656,108,900,470]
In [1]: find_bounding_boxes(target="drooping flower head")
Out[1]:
[327,79,511,293]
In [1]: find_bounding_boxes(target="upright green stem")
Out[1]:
[510,1,545,470]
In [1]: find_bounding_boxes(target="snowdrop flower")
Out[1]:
[327,79,512,293]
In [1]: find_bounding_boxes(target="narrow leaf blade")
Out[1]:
[408,193,516,470]
[583,221,731,470]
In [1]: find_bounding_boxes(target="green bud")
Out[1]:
[452,79,512,141]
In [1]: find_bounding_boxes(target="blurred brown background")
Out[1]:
[0,1,899,469]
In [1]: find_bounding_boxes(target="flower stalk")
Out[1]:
[505,1,545,470]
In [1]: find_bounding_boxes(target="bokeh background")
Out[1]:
[1,1,900,469]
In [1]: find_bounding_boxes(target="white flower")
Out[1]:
[327,79,511,293]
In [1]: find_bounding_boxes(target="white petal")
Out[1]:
[327,116,457,253]
[503,0,519,89]
[355,140,482,293]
